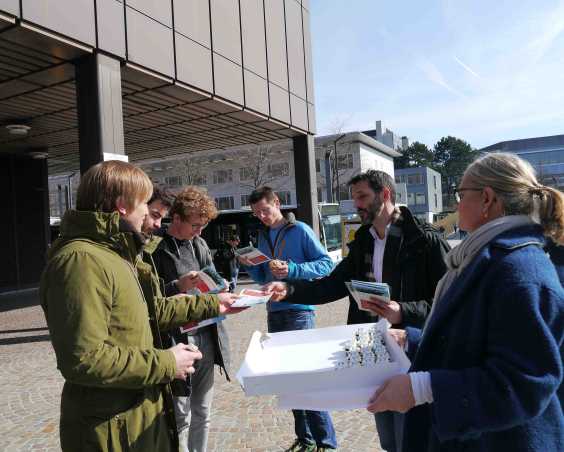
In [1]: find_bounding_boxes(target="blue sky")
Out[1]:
[310,0,564,149]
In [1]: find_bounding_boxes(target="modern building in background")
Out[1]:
[133,130,400,212]
[480,134,564,190]
[363,120,409,151]
[395,167,443,222]
[1,0,317,292]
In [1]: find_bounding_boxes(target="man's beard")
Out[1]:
[357,199,382,225]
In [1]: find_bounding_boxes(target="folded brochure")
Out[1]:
[180,266,227,332]
[232,288,272,308]
[235,245,270,266]
[192,265,227,294]
[180,315,226,334]
[345,280,391,312]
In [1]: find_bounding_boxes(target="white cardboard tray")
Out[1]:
[236,320,411,410]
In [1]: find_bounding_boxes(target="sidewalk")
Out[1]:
[0,285,382,451]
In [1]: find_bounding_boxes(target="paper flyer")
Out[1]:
[232,288,272,308]
[235,246,270,266]
[180,316,226,334]
[179,266,227,332]
[346,280,391,311]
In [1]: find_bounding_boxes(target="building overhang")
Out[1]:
[0,6,314,174]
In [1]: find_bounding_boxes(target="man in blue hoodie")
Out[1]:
[239,186,337,452]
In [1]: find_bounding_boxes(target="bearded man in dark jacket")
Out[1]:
[266,170,450,452]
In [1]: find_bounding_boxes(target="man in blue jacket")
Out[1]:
[239,186,337,452]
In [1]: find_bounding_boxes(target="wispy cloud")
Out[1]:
[526,2,564,62]
[417,58,466,98]
[453,56,482,79]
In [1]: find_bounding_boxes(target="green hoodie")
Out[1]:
[40,210,219,451]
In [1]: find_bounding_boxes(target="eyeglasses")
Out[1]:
[251,206,273,218]
[454,187,483,203]
[189,221,208,230]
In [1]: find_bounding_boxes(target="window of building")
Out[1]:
[165,175,182,187]
[317,187,323,202]
[433,175,437,189]
[268,162,290,177]
[315,159,321,173]
[213,169,233,184]
[396,192,403,203]
[337,153,354,170]
[278,191,291,205]
[407,174,423,185]
[216,196,234,210]
[407,192,415,205]
[416,193,426,205]
[434,193,438,208]
[239,167,254,182]
[193,174,207,185]
[395,175,401,184]
[339,184,351,200]
[240,194,250,207]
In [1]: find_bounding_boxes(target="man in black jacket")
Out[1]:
[153,186,232,452]
[266,170,450,452]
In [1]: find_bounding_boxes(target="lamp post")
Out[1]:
[333,133,347,202]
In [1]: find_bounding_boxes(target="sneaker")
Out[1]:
[285,440,316,452]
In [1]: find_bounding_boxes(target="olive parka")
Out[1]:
[40,210,220,452]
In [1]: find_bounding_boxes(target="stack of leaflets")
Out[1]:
[235,245,270,266]
[180,266,227,333]
[345,280,391,312]
[232,288,272,308]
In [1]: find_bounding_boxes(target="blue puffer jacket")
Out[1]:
[404,225,564,452]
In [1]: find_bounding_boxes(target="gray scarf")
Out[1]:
[430,215,534,315]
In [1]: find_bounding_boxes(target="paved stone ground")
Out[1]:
[0,282,383,452]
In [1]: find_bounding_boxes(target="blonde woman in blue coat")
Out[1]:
[367,153,564,452]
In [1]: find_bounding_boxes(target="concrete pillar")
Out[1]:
[293,134,319,236]
[75,53,125,174]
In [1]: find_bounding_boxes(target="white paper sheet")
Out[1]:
[231,289,272,308]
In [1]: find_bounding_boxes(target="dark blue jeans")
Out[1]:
[267,309,338,449]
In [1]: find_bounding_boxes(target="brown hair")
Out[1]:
[249,186,278,205]
[149,185,175,209]
[348,170,397,204]
[76,160,153,212]
[465,152,564,244]
[169,186,218,222]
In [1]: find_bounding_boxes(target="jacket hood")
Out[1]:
[49,210,145,262]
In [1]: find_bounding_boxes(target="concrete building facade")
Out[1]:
[133,131,400,213]
[363,120,409,151]
[395,166,443,223]
[1,0,318,292]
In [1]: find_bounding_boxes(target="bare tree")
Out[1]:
[323,114,353,202]
[238,143,279,190]
[180,156,206,186]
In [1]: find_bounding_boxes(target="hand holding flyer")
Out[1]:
[236,245,271,266]
[346,280,391,313]
[231,288,272,308]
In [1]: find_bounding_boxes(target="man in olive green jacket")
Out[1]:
[40,161,240,452]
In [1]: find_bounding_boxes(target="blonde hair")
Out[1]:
[464,152,564,244]
[76,160,153,212]
[169,186,218,222]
